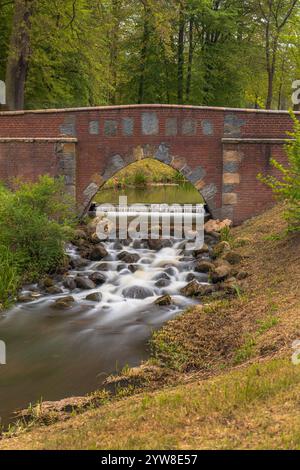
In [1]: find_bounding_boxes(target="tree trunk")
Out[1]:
[185,15,194,103]
[266,69,274,109]
[5,0,35,111]
[177,2,185,104]
[109,0,120,105]
[138,1,151,104]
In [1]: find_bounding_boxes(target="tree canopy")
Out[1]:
[0,0,299,110]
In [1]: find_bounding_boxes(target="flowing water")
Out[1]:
[95,184,204,205]
[0,185,209,427]
[0,235,212,427]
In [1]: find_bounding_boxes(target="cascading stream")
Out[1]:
[0,234,212,428]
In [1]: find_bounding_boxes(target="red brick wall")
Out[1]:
[0,105,297,223]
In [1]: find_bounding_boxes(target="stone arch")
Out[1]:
[80,143,218,216]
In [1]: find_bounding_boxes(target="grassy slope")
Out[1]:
[1,203,300,450]
[100,159,183,187]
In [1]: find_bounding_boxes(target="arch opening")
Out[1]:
[81,155,215,218]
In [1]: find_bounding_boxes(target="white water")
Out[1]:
[0,237,210,427]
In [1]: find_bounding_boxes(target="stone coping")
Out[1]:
[0,137,77,143]
[222,138,294,144]
[0,104,299,116]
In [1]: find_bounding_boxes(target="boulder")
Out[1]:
[89,244,108,261]
[212,241,231,258]
[180,280,203,297]
[132,240,142,249]
[155,278,171,288]
[186,272,209,283]
[69,257,89,270]
[75,277,96,290]
[117,251,140,264]
[128,264,139,273]
[89,272,106,285]
[165,266,177,277]
[85,292,102,302]
[153,272,171,281]
[219,278,240,296]
[53,296,75,309]
[96,263,111,271]
[222,251,243,265]
[204,218,232,233]
[181,280,215,297]
[63,277,77,290]
[194,244,210,257]
[112,241,123,250]
[90,232,102,244]
[122,286,154,299]
[211,263,232,283]
[73,229,87,240]
[18,293,34,303]
[195,260,215,273]
[236,270,249,280]
[46,286,64,295]
[42,277,55,289]
[155,295,172,306]
[147,239,172,251]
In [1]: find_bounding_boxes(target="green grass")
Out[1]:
[102,159,186,188]
[2,358,300,449]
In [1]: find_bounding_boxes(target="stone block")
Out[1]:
[223,184,235,193]
[59,115,76,136]
[133,145,144,161]
[224,114,245,137]
[201,120,213,135]
[104,120,118,136]
[223,193,237,205]
[165,118,177,136]
[122,117,134,136]
[142,112,158,135]
[195,179,206,191]
[223,173,240,185]
[223,149,243,163]
[171,156,187,170]
[89,121,99,135]
[182,118,196,136]
[201,183,218,201]
[187,166,206,184]
[223,161,239,173]
[155,143,171,164]
[62,143,76,156]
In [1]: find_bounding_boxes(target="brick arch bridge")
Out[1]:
[0,104,297,224]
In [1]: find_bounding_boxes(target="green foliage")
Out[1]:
[0,177,74,294]
[257,316,279,334]
[0,245,19,308]
[258,113,300,231]
[2,0,299,109]
[219,226,233,243]
[233,335,256,365]
[133,171,148,186]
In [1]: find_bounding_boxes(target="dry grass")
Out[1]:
[152,202,300,376]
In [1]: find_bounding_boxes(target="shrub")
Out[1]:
[258,113,300,232]
[133,171,148,186]
[0,246,19,308]
[0,176,75,286]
